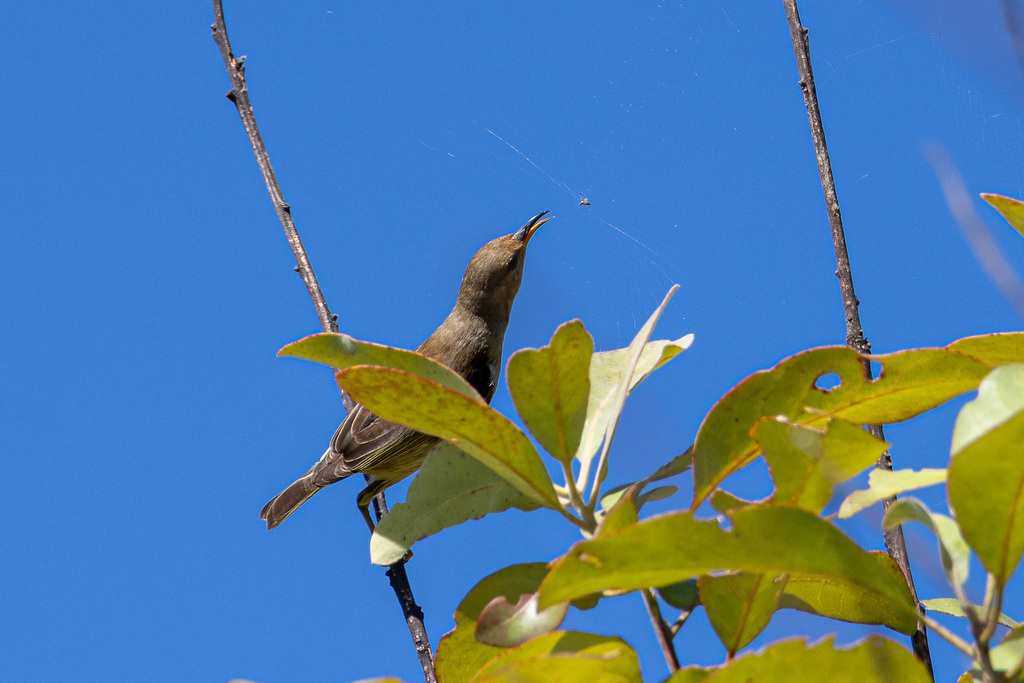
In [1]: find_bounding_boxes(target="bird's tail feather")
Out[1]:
[261,476,321,530]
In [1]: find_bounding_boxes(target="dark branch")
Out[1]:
[641,589,680,674]
[211,3,435,680]
[781,1,933,677]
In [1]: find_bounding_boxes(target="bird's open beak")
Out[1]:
[514,211,553,246]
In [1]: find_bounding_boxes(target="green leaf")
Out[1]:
[778,551,918,634]
[838,468,948,519]
[470,632,641,683]
[537,505,917,617]
[575,285,692,481]
[884,497,970,587]
[949,364,1024,585]
[982,193,1024,239]
[754,417,888,513]
[475,593,569,648]
[699,571,787,654]
[692,346,988,506]
[335,366,560,509]
[370,444,541,565]
[990,625,1024,677]
[949,332,1024,367]
[279,332,481,399]
[435,563,550,683]
[697,636,931,682]
[656,578,700,611]
[920,598,1019,629]
[507,320,593,464]
[601,449,692,512]
[662,668,712,683]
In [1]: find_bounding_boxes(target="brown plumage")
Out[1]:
[261,211,552,530]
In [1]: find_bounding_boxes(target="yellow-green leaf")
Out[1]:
[949,332,1024,367]
[279,332,481,400]
[949,364,1024,585]
[370,444,541,565]
[838,467,947,519]
[699,572,787,654]
[982,193,1024,239]
[470,632,640,683]
[692,346,988,506]
[537,505,916,618]
[336,366,559,509]
[436,563,550,683]
[698,636,930,682]
[778,551,918,635]
[508,320,593,464]
[755,417,888,513]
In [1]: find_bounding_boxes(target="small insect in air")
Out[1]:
[578,193,591,206]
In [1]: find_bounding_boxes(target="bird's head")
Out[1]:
[455,211,552,320]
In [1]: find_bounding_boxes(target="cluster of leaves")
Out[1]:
[281,198,1024,682]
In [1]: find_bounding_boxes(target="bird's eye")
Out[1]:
[505,253,520,271]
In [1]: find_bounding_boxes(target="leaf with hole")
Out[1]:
[692,345,988,506]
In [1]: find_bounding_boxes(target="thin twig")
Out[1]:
[925,143,1024,322]
[641,589,680,673]
[781,1,933,677]
[211,4,435,681]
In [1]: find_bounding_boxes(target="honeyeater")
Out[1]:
[261,211,552,530]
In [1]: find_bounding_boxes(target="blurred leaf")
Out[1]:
[699,572,787,654]
[982,193,1024,239]
[657,578,700,611]
[692,346,987,506]
[920,598,1019,628]
[370,444,540,565]
[336,366,559,509]
[884,497,970,587]
[989,626,1024,677]
[754,417,888,513]
[470,632,641,683]
[949,332,1024,367]
[538,505,916,617]
[601,449,692,512]
[949,364,1024,585]
[596,486,640,536]
[476,593,569,648]
[435,563,549,683]
[697,636,931,682]
[279,332,481,400]
[779,551,917,634]
[838,468,947,519]
[508,320,593,464]
[709,490,752,514]
[575,285,691,478]
[636,485,677,508]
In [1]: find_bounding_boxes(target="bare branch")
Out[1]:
[782,1,933,677]
[641,588,680,674]
[211,3,435,680]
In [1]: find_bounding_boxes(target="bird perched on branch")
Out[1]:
[261,211,553,531]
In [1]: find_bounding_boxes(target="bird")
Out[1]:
[261,211,553,531]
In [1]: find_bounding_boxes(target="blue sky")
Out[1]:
[4,1,1024,681]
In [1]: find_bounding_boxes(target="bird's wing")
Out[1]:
[310,403,435,485]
